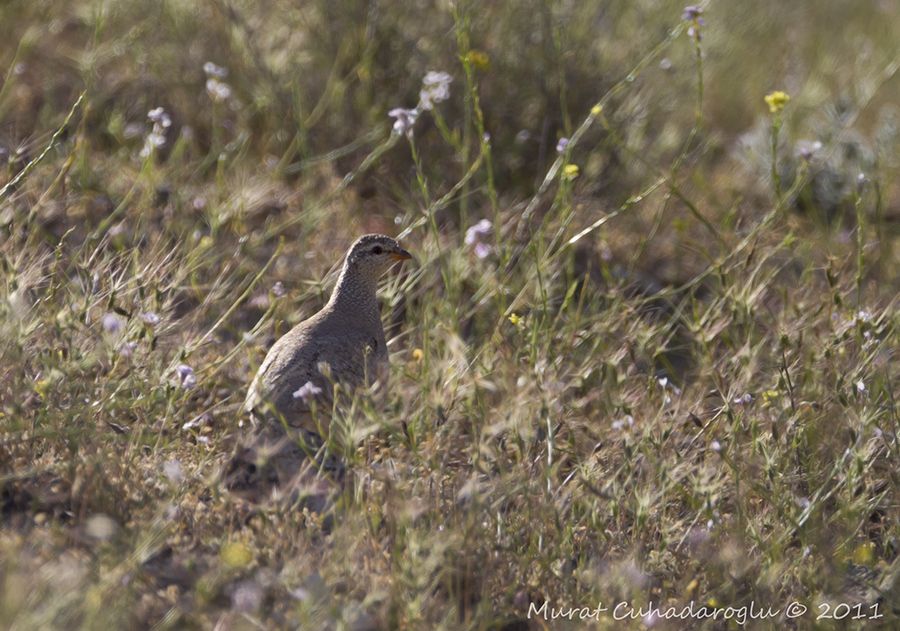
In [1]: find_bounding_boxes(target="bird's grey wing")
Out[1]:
[245,328,333,429]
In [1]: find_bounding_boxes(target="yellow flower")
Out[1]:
[464,50,490,71]
[220,541,253,568]
[590,103,603,117]
[764,91,790,114]
[508,313,523,327]
[852,542,875,566]
[411,348,424,362]
[562,164,579,180]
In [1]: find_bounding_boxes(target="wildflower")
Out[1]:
[682,5,705,40]
[175,364,197,389]
[612,415,634,431]
[465,218,492,245]
[682,5,703,20]
[147,107,172,128]
[562,164,580,180]
[163,459,184,483]
[590,103,603,117]
[465,218,493,258]
[293,380,323,402]
[764,90,790,114]
[271,281,285,297]
[473,242,492,259]
[231,580,263,613]
[556,137,569,154]
[203,61,228,78]
[411,348,424,362]
[797,140,822,161]
[855,380,866,393]
[418,70,452,111]
[857,172,868,191]
[733,393,754,405]
[118,341,138,358]
[220,541,253,568]
[141,107,171,157]
[388,107,419,137]
[140,311,160,326]
[206,78,232,102]
[508,312,523,327]
[852,542,875,566]
[123,122,144,139]
[464,50,490,70]
[710,439,722,452]
[102,312,124,334]
[855,309,873,323]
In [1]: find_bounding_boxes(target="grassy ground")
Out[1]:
[1,0,898,629]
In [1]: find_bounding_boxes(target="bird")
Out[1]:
[225,234,412,499]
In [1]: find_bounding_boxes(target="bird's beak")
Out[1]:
[390,247,413,262]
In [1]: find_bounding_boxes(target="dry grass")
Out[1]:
[1,0,898,629]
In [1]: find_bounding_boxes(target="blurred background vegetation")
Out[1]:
[0,0,898,629]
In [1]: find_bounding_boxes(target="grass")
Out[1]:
[0,0,898,628]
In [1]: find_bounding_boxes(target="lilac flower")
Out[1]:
[231,580,263,613]
[102,313,124,334]
[272,281,285,297]
[473,242,492,259]
[464,218,493,245]
[797,140,822,161]
[682,5,703,21]
[556,137,569,154]
[147,107,172,128]
[612,415,635,431]
[175,364,197,389]
[733,393,754,405]
[140,312,161,326]
[710,439,722,452]
[118,341,138,358]
[206,78,232,103]
[123,122,144,139]
[464,219,494,258]
[203,61,228,78]
[856,380,866,393]
[682,5,705,40]
[419,71,452,111]
[293,380,323,403]
[141,107,171,157]
[388,107,419,137]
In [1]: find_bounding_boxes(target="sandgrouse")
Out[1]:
[228,234,411,497]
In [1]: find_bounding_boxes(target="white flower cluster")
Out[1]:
[388,70,453,137]
[204,61,232,103]
[141,107,171,157]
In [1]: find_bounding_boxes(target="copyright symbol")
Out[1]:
[785,602,807,618]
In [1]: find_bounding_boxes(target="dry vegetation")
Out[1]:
[1,0,898,629]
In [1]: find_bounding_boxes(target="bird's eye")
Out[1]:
[372,246,383,255]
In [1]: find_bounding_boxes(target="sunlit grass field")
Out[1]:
[1,0,898,628]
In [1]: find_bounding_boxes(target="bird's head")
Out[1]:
[344,234,412,279]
